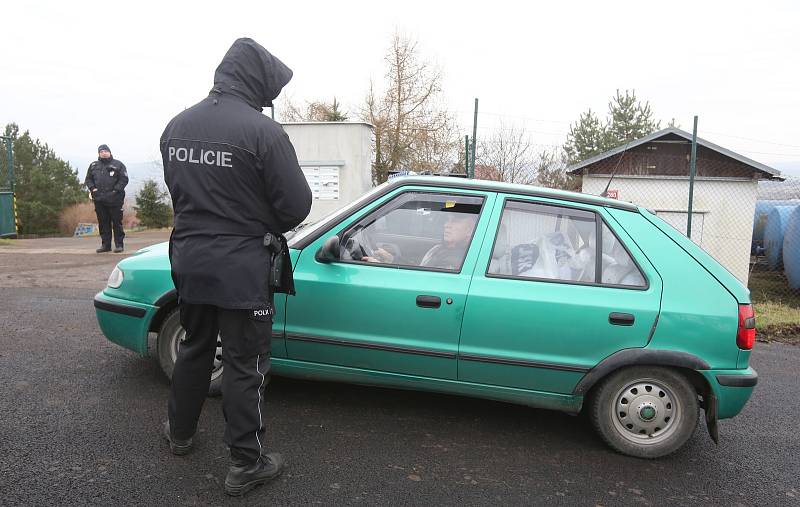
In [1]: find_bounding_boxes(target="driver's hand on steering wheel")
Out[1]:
[362,247,394,264]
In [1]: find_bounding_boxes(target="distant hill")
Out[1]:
[124,160,167,196]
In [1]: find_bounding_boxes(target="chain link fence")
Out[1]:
[577,153,799,343]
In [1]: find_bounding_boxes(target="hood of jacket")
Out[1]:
[211,38,293,111]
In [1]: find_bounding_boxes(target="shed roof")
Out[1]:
[566,127,782,180]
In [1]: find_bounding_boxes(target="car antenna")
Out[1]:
[600,140,631,198]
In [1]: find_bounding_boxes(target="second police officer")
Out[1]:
[84,144,128,253]
[159,38,312,497]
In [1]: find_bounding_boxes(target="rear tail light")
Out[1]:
[737,304,756,350]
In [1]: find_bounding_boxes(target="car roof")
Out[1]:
[289,176,641,249]
[387,176,639,212]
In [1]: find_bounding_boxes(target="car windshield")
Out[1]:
[286,182,390,247]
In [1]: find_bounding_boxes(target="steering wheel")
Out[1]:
[342,225,376,260]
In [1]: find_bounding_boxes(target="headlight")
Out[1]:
[107,266,124,288]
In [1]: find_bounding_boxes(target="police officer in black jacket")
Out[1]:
[84,144,128,253]
[160,38,312,497]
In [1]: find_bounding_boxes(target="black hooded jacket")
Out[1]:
[85,156,128,206]
[160,38,312,309]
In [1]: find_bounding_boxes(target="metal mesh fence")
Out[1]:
[580,158,800,342]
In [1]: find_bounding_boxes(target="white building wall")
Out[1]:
[582,175,757,283]
[283,122,374,223]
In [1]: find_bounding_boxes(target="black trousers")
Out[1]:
[168,302,273,463]
[94,201,124,247]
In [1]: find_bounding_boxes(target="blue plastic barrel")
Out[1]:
[764,206,798,270]
[783,206,800,290]
[753,200,799,254]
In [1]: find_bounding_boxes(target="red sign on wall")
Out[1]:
[606,189,619,199]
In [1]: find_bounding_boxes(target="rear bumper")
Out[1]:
[701,367,758,419]
[94,291,155,356]
[716,372,758,388]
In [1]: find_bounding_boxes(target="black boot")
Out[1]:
[96,245,111,253]
[161,421,193,456]
[224,453,284,497]
[113,245,124,253]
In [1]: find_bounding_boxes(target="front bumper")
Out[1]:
[701,367,758,419]
[94,291,156,356]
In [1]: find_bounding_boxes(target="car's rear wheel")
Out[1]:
[589,366,698,459]
[156,309,223,396]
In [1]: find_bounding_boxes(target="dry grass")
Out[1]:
[58,201,140,235]
[749,269,800,344]
[58,202,98,235]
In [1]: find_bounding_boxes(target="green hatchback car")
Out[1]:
[94,176,757,458]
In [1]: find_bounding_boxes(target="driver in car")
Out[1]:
[362,210,477,270]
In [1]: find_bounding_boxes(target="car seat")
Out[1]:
[489,224,511,274]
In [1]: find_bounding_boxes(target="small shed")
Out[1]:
[567,127,783,283]
[283,122,374,224]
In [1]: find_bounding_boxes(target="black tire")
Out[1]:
[156,309,223,397]
[589,366,699,459]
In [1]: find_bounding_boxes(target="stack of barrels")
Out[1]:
[753,200,800,289]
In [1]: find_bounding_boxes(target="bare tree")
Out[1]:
[533,148,579,191]
[477,123,536,185]
[276,94,349,122]
[274,93,306,122]
[361,33,459,183]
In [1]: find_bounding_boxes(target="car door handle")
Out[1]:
[416,295,441,309]
[609,312,635,326]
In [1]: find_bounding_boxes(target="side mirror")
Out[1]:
[315,235,341,263]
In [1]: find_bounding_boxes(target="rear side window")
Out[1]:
[488,200,646,288]
[601,223,646,287]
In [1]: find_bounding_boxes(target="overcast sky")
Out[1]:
[4,0,799,176]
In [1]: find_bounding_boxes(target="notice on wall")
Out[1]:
[302,166,340,200]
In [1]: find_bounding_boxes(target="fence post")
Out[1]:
[470,98,478,179]
[0,135,17,237]
[687,115,698,239]
[464,135,470,177]
[1,136,13,192]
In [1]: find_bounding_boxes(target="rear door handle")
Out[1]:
[609,312,635,326]
[416,295,441,309]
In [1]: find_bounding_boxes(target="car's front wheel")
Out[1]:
[156,309,223,396]
[589,366,699,459]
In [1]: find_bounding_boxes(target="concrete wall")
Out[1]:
[582,175,757,283]
[283,122,374,223]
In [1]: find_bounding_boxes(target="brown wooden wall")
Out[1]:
[579,137,760,179]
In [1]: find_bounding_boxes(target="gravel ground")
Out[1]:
[0,233,798,506]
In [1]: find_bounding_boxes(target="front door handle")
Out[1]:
[609,312,635,326]
[416,295,441,309]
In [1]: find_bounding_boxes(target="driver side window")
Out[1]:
[338,192,484,272]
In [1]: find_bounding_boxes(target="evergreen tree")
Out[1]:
[563,109,606,164]
[563,90,662,165]
[604,89,660,145]
[134,179,172,228]
[2,123,86,235]
[321,98,348,121]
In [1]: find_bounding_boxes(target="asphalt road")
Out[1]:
[0,234,798,506]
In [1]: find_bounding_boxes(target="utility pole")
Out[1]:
[470,98,479,179]
[687,115,698,239]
